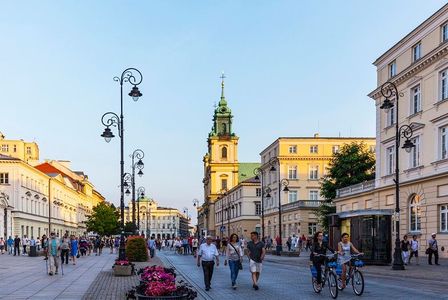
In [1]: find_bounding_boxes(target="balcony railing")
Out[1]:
[282,200,323,211]
[335,179,376,198]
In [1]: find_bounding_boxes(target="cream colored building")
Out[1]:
[333,4,448,260]
[125,198,190,238]
[214,176,261,239]
[260,136,375,243]
[0,134,105,239]
[0,132,39,164]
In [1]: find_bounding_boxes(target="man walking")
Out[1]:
[60,234,70,264]
[147,236,156,258]
[7,236,13,255]
[247,231,266,290]
[21,235,28,255]
[197,236,219,291]
[13,235,21,256]
[48,232,60,276]
[428,233,440,265]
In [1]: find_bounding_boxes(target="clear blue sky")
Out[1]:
[0,1,446,219]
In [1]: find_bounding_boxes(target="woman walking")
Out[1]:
[70,235,79,265]
[224,233,243,289]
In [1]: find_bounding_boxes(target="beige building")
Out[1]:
[260,136,375,243]
[0,132,39,164]
[214,176,261,239]
[333,4,448,261]
[125,198,190,238]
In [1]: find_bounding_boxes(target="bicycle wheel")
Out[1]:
[312,277,322,293]
[352,270,364,296]
[337,277,345,291]
[327,271,339,299]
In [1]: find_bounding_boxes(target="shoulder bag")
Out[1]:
[230,243,243,270]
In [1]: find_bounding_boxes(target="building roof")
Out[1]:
[238,163,260,182]
[241,176,260,184]
[0,154,20,161]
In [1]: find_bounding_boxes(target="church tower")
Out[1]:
[202,74,239,236]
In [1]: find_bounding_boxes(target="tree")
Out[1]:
[124,221,137,236]
[316,142,375,231]
[85,202,120,236]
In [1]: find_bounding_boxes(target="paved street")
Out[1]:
[0,251,116,300]
[159,251,448,300]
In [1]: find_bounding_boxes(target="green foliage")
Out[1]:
[124,221,137,236]
[85,202,120,236]
[316,142,375,231]
[126,236,148,262]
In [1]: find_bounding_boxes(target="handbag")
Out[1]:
[425,248,431,255]
[230,243,243,270]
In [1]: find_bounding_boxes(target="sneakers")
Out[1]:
[48,272,53,276]
[253,284,259,290]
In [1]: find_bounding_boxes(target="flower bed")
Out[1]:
[126,266,197,300]
[113,259,135,276]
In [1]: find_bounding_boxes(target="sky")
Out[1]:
[0,0,446,221]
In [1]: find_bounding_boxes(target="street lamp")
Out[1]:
[183,208,190,237]
[193,199,200,238]
[225,196,235,238]
[254,167,265,239]
[380,81,415,270]
[100,67,143,261]
[268,157,289,254]
[130,149,145,231]
[137,186,145,233]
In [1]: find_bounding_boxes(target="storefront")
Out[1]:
[329,209,393,265]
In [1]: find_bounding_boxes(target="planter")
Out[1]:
[113,265,133,276]
[136,294,189,300]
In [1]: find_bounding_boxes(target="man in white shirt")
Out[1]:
[197,236,219,291]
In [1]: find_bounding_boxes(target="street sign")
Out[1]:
[220,225,225,232]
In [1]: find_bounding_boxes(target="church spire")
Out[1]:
[209,72,234,137]
[219,72,227,106]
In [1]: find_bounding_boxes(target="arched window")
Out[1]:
[409,194,421,232]
[221,147,228,159]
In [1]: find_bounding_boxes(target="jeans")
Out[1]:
[61,249,69,264]
[14,245,20,256]
[201,261,215,289]
[313,259,324,284]
[8,245,13,254]
[428,250,439,265]
[228,260,240,285]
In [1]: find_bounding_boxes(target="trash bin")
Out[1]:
[29,245,37,257]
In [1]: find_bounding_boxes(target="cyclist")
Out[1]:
[311,231,334,289]
[338,233,363,289]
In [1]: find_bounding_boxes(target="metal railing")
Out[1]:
[335,179,376,198]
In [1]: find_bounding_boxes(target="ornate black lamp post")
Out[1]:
[254,167,265,239]
[193,199,200,238]
[137,186,145,233]
[225,197,235,238]
[379,81,415,270]
[130,149,144,231]
[268,157,289,254]
[100,68,143,260]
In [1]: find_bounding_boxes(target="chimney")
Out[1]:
[314,133,320,138]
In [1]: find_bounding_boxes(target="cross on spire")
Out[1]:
[220,72,226,99]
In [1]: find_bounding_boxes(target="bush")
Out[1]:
[126,236,148,262]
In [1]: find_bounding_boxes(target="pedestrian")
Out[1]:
[48,232,60,276]
[7,236,13,255]
[401,235,410,265]
[14,235,20,256]
[60,234,70,264]
[275,235,282,255]
[286,236,292,252]
[427,233,439,265]
[409,235,419,265]
[41,235,48,260]
[192,237,199,257]
[338,233,363,289]
[197,236,220,291]
[247,231,266,291]
[114,236,120,253]
[0,237,5,254]
[70,235,79,265]
[21,235,28,255]
[221,236,228,256]
[225,233,243,289]
[148,236,156,258]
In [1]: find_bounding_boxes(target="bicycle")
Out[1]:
[310,253,339,299]
[337,253,365,296]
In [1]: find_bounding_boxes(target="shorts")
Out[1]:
[249,259,262,273]
[410,250,418,257]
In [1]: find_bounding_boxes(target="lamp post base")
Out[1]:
[118,234,126,261]
[392,238,405,270]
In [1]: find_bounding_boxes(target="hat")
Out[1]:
[432,233,436,236]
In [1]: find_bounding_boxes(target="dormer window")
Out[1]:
[389,60,397,78]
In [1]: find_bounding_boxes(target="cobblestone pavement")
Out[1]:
[160,251,448,300]
[0,250,117,299]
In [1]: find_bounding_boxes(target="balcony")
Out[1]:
[335,180,376,198]
[282,200,323,211]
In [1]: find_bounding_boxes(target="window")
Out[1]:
[440,69,448,101]
[410,84,421,115]
[288,145,297,154]
[443,23,448,42]
[409,136,420,168]
[221,179,227,190]
[309,165,319,180]
[288,165,298,179]
[26,146,32,155]
[389,60,397,78]
[386,146,395,175]
[256,188,261,197]
[309,190,319,201]
[13,145,17,152]
[441,126,448,160]
[288,191,297,203]
[412,42,421,62]
[308,223,317,235]
[332,145,339,154]
[409,194,421,232]
[0,173,9,184]
[369,145,375,153]
[310,145,318,154]
[221,147,227,159]
[441,205,448,232]
[1,144,8,152]
[386,103,395,127]
[255,202,261,216]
